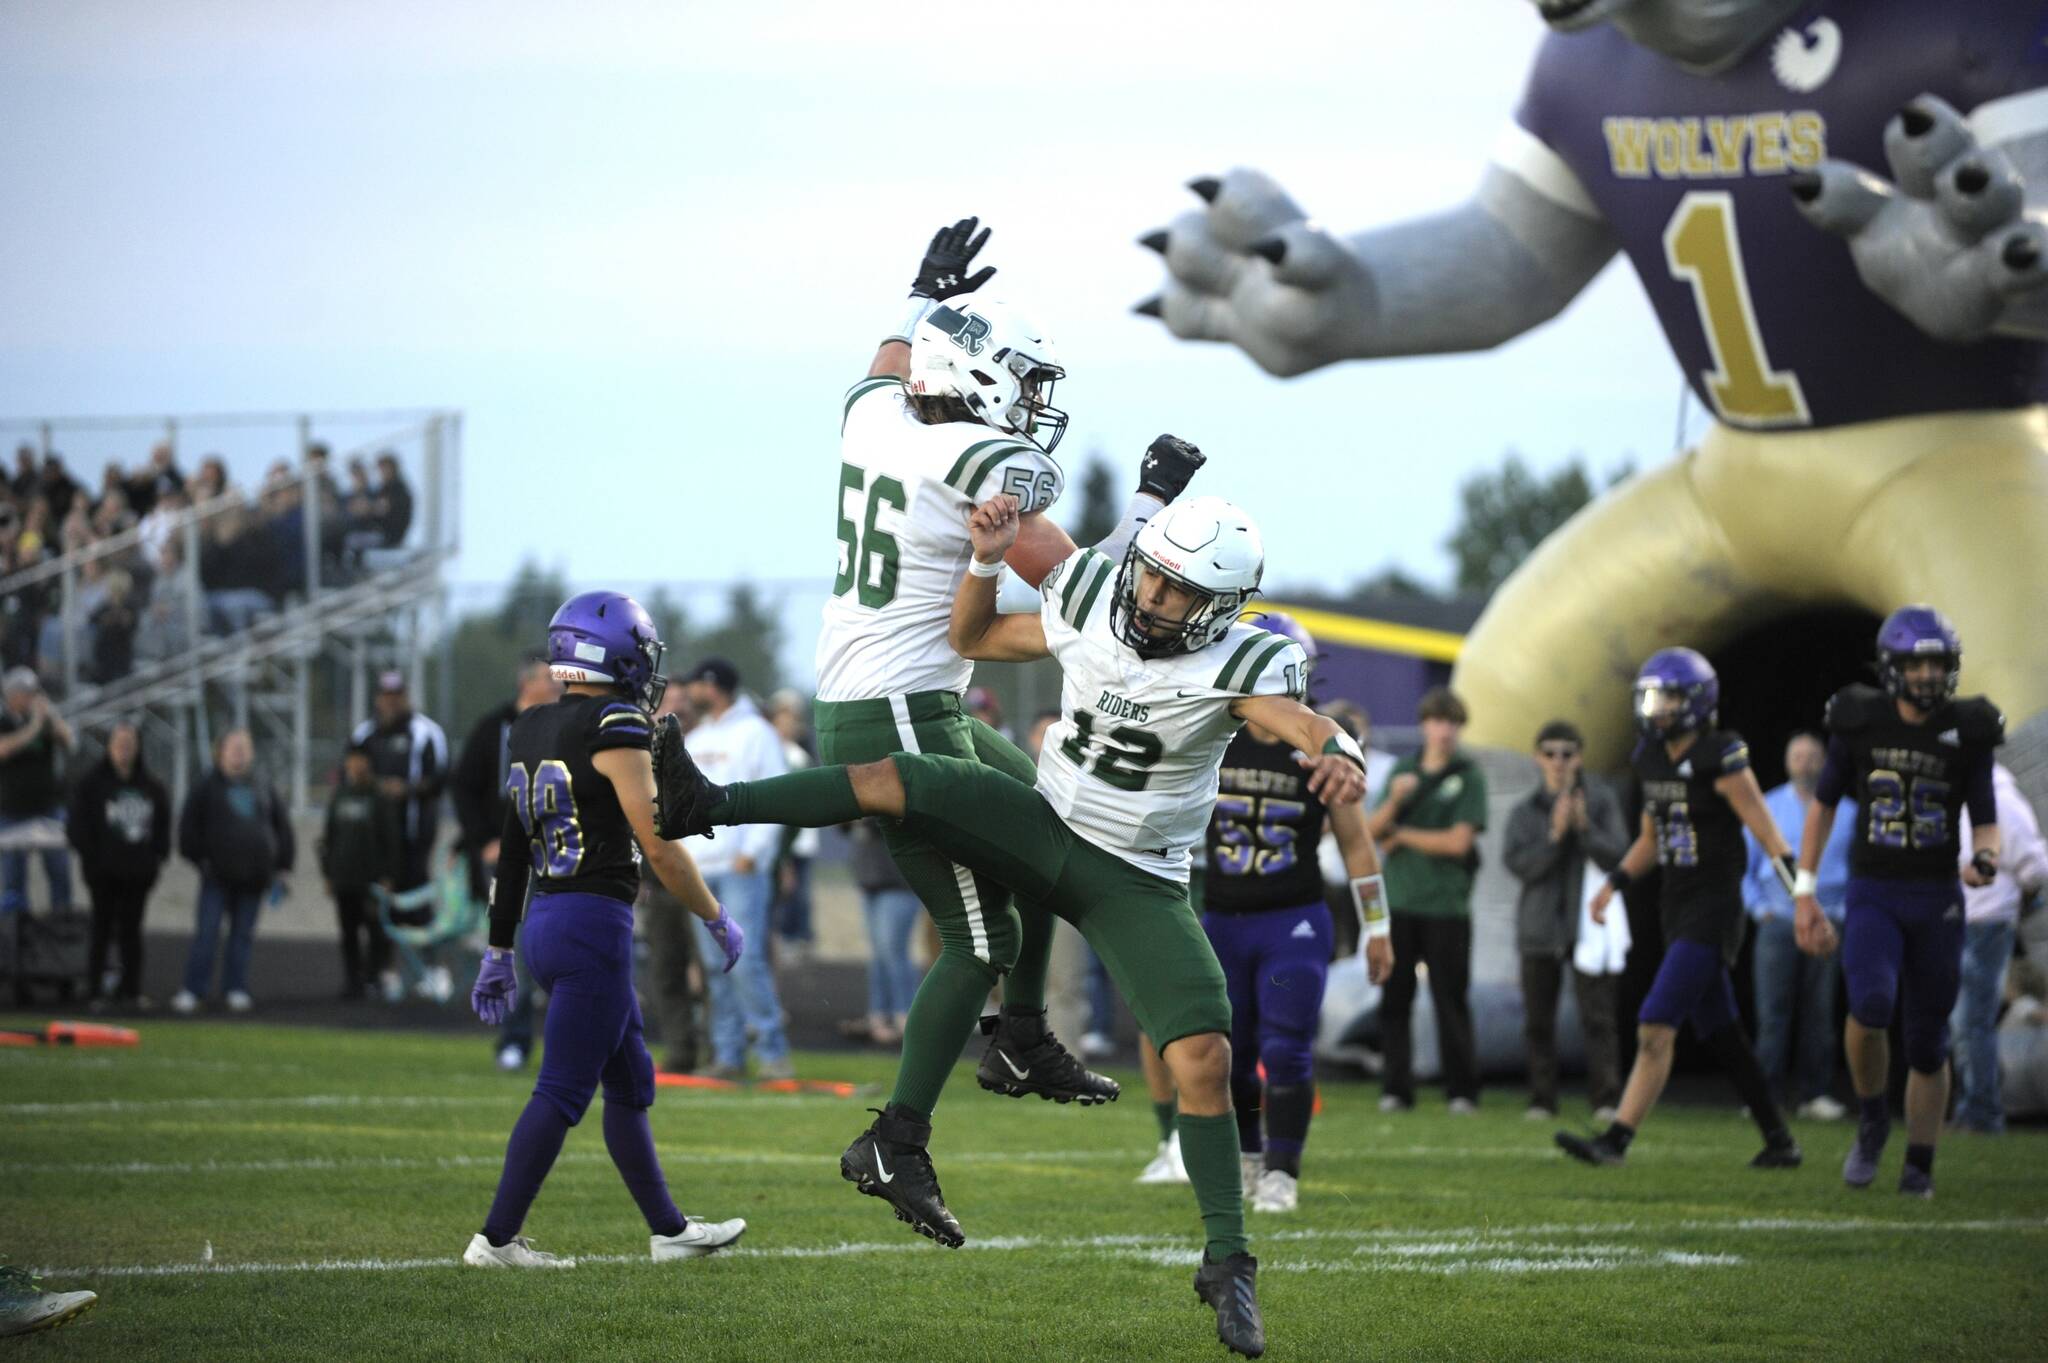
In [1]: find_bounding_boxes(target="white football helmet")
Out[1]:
[1111,495,1265,657]
[908,293,1068,453]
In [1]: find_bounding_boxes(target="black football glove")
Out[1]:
[1137,434,1206,503]
[911,216,995,301]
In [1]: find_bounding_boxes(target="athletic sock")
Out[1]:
[1603,1120,1636,1153]
[1154,1098,1179,1143]
[1230,1071,1263,1153]
[712,766,862,828]
[1706,1024,1788,1142]
[1002,899,1055,1011]
[482,1095,573,1245]
[1904,1143,1935,1177]
[889,951,1000,1118]
[1176,1112,1249,1260]
[1264,1083,1312,1177]
[602,1102,686,1238]
[1859,1094,1889,1130]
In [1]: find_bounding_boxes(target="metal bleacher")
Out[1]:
[0,409,461,812]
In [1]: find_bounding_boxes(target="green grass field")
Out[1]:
[3,1018,2044,1362]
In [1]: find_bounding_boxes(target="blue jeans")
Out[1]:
[1752,915,1839,1103]
[0,810,73,914]
[862,887,922,1019]
[692,868,787,1068]
[774,858,814,945]
[182,879,262,997]
[1950,919,2016,1132]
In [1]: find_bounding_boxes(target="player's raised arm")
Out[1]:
[592,743,743,971]
[1229,694,1366,806]
[868,217,996,381]
[950,494,1050,662]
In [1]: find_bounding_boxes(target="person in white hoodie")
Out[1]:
[679,658,791,1079]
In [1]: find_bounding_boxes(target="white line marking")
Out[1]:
[32,1217,2046,1281]
[1,1092,847,1116]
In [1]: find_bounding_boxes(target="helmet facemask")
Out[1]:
[634,634,668,712]
[1002,350,1067,454]
[1633,680,1701,738]
[1110,544,1247,659]
[1881,650,1958,713]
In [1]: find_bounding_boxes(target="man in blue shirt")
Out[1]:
[1743,733,1854,1121]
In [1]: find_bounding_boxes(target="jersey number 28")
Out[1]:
[507,759,583,878]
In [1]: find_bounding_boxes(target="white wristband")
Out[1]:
[1351,874,1390,939]
[967,556,1004,578]
[887,295,938,345]
[1792,868,1818,899]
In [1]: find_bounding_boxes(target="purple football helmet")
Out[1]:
[1251,610,1317,699]
[1876,605,1962,712]
[1632,647,1718,738]
[547,591,666,710]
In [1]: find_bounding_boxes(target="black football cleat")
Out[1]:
[839,1105,964,1248]
[1750,1135,1804,1170]
[1194,1252,1265,1358]
[1555,1130,1626,1167]
[651,714,726,840]
[975,1009,1121,1105]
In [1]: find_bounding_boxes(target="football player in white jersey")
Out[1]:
[814,217,1209,1217]
[674,491,1368,1358]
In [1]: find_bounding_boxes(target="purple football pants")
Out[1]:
[481,892,681,1245]
[1638,938,1739,1037]
[1204,902,1330,1158]
[1842,876,1965,1074]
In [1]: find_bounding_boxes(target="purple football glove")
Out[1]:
[471,950,518,1026]
[705,905,744,973]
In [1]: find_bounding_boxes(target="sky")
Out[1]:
[0,0,1695,660]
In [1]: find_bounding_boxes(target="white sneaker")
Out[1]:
[1377,1094,1410,1114]
[1136,1133,1190,1185]
[1078,1031,1115,1061]
[651,1217,747,1260]
[1250,1168,1299,1213]
[225,991,254,1013]
[169,989,199,1015]
[497,1045,526,1072]
[1447,1097,1478,1116]
[1797,1095,1848,1121]
[1240,1154,1264,1198]
[463,1233,576,1269]
[1592,1106,1619,1125]
[1524,1104,1557,1121]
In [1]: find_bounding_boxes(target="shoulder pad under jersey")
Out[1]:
[1823,684,1889,734]
[1952,696,2006,748]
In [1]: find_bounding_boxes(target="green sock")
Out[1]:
[713,766,861,829]
[1154,1098,1178,1142]
[1003,898,1054,1010]
[889,951,1001,1119]
[1176,1112,1248,1260]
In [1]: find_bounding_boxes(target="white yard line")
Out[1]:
[1,1092,846,1116]
[31,1216,2046,1282]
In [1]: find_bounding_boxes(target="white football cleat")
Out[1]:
[1136,1132,1190,1185]
[1240,1153,1263,1198]
[1250,1169,1299,1213]
[651,1217,747,1260]
[0,1267,96,1338]
[463,1233,576,1269]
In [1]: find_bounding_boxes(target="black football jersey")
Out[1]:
[1203,730,1328,914]
[1817,685,2002,883]
[503,692,653,905]
[1632,728,1751,963]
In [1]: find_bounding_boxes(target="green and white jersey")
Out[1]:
[816,377,1064,702]
[1033,546,1309,883]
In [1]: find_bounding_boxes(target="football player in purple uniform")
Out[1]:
[1139,0,2048,797]
[1558,649,1803,1171]
[1793,606,2004,1197]
[1201,614,1393,1212]
[462,591,748,1269]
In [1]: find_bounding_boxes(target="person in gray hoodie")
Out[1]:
[1502,720,1630,1120]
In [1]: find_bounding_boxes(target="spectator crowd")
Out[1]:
[0,441,415,693]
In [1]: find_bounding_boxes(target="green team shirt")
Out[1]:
[1377,751,1488,919]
